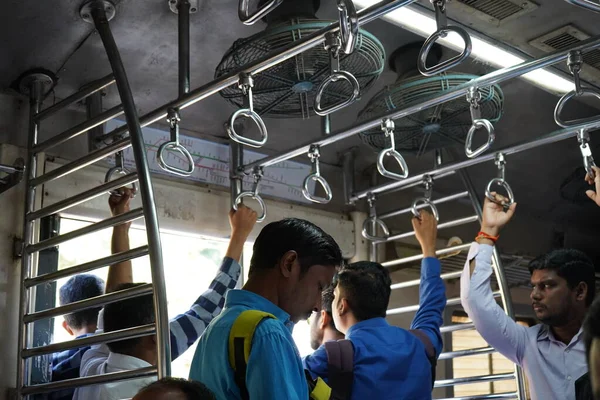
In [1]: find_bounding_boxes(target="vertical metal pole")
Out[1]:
[369,170,379,263]
[91,5,171,378]
[17,79,44,397]
[230,140,244,286]
[457,169,527,400]
[321,115,331,136]
[86,91,104,152]
[177,0,191,97]
[341,149,355,205]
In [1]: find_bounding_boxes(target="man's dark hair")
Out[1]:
[104,283,155,354]
[333,261,391,321]
[528,249,596,305]
[137,378,216,400]
[584,296,600,363]
[320,286,340,332]
[59,274,105,329]
[249,218,342,277]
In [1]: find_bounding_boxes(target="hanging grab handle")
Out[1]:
[105,150,138,197]
[238,0,283,25]
[361,193,390,242]
[411,175,439,222]
[485,153,515,207]
[554,51,600,128]
[578,129,597,179]
[157,108,195,177]
[418,0,472,77]
[233,167,267,222]
[227,74,268,148]
[314,33,360,116]
[465,87,496,158]
[376,119,409,180]
[302,145,333,204]
[337,0,359,55]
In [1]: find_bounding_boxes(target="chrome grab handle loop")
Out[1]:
[411,176,439,222]
[157,108,195,177]
[361,193,390,241]
[238,0,283,25]
[485,153,515,208]
[226,74,268,148]
[105,150,137,197]
[233,167,267,222]
[554,51,600,128]
[418,0,472,76]
[465,87,495,158]
[302,145,333,204]
[314,31,360,116]
[376,119,409,180]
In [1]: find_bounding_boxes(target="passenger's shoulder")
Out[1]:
[253,317,289,338]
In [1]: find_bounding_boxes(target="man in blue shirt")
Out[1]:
[189,218,343,400]
[304,210,446,400]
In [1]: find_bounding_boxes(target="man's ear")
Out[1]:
[575,282,588,303]
[62,320,74,336]
[280,251,298,278]
[339,298,350,316]
[319,310,328,330]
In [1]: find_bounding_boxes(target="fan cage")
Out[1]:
[215,19,386,119]
[357,74,504,154]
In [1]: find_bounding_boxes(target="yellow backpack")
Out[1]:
[228,310,332,400]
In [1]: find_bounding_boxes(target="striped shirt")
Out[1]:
[50,257,240,400]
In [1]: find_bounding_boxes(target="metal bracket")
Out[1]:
[13,237,23,260]
[0,158,25,195]
[17,73,54,96]
[80,0,116,23]
[168,0,199,14]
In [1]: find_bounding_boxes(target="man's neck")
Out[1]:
[242,275,280,308]
[72,324,97,338]
[323,327,345,342]
[550,311,586,345]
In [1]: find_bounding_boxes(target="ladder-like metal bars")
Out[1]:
[15,2,170,397]
[365,170,527,399]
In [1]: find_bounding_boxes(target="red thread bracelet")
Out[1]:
[475,231,499,243]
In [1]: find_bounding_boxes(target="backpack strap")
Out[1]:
[324,340,354,400]
[228,310,276,400]
[306,370,333,400]
[408,329,437,387]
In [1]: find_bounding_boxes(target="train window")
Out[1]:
[451,313,533,399]
[53,216,314,378]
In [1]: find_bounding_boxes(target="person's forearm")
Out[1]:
[225,230,248,262]
[106,225,133,293]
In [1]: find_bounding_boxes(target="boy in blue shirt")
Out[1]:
[304,210,446,400]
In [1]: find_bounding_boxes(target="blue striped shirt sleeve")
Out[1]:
[169,257,241,360]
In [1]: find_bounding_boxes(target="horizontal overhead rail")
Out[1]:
[391,270,462,290]
[380,191,469,220]
[25,246,149,288]
[21,366,156,396]
[383,171,456,197]
[34,74,116,122]
[22,323,155,358]
[24,283,153,324]
[33,105,124,153]
[31,136,131,187]
[382,243,472,268]
[99,0,417,144]
[387,291,500,315]
[26,208,144,254]
[434,373,515,388]
[435,392,518,400]
[438,346,495,360]
[27,172,138,221]
[352,116,600,201]
[440,322,475,333]
[376,215,478,244]
[243,35,600,175]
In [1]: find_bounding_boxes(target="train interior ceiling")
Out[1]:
[1,0,600,396]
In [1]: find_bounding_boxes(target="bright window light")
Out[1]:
[355,0,574,95]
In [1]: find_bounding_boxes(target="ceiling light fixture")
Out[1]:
[355,0,574,95]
